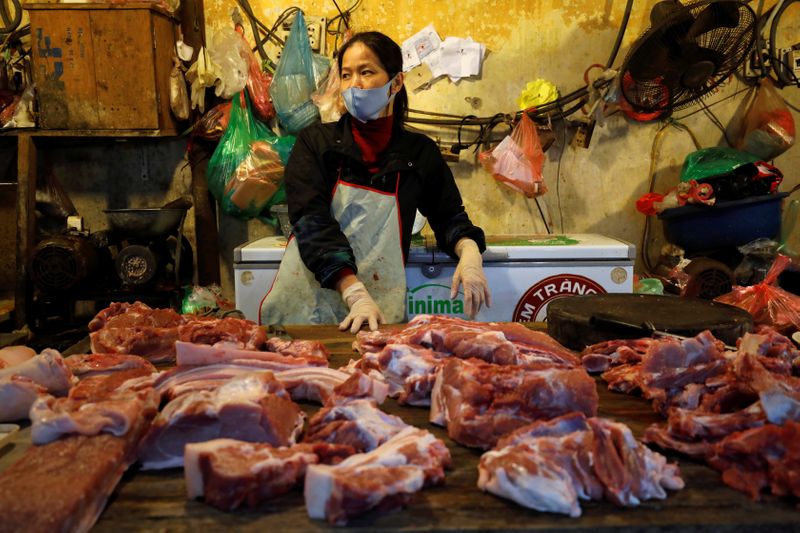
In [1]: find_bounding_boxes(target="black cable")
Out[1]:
[699,99,732,147]
[0,0,20,34]
[605,0,633,68]
[554,100,568,233]
[769,0,800,87]
[533,197,551,234]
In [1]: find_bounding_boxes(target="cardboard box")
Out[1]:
[25,2,179,132]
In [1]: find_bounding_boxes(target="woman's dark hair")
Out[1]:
[337,31,408,127]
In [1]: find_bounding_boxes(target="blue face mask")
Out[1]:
[342,77,396,123]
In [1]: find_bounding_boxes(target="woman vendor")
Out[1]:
[261,31,490,332]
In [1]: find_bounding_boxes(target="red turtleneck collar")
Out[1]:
[350,114,394,174]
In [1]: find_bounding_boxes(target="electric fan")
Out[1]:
[620,0,757,115]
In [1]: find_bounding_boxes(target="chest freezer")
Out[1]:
[234,234,635,324]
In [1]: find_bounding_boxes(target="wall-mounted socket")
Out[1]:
[275,15,326,54]
[571,118,595,149]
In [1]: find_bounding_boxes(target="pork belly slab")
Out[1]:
[184,439,355,510]
[478,413,684,517]
[304,426,452,525]
[431,357,598,449]
[0,377,158,533]
[138,373,304,470]
[355,314,578,368]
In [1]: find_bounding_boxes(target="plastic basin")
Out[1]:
[658,193,788,253]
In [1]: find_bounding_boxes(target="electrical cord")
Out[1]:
[0,0,21,35]
[698,99,733,147]
[639,120,701,275]
[769,0,800,87]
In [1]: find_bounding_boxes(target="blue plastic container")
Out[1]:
[658,193,788,253]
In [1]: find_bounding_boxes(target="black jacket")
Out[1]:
[285,115,486,289]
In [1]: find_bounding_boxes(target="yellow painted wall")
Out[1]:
[206,0,800,296]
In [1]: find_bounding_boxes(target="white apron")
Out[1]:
[259,173,406,326]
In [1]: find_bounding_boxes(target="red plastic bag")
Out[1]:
[715,254,800,333]
[735,78,796,160]
[234,27,275,122]
[193,102,232,140]
[479,113,545,197]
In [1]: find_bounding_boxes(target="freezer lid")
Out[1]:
[407,234,636,263]
[234,236,289,263]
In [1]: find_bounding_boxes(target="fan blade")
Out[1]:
[678,43,725,88]
[628,30,688,86]
[686,2,741,40]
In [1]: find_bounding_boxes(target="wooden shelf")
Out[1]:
[0,128,182,138]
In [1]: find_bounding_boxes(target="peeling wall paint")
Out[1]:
[209,0,799,299]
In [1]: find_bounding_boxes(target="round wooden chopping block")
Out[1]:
[546,294,753,351]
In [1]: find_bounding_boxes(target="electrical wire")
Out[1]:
[554,100,568,233]
[769,0,800,87]
[639,120,701,275]
[533,197,551,234]
[698,99,732,147]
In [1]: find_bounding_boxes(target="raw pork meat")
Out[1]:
[88,302,267,363]
[0,378,158,533]
[0,345,36,368]
[0,349,77,422]
[154,364,278,399]
[184,439,354,510]
[138,373,304,470]
[303,399,408,452]
[581,338,653,373]
[266,337,330,361]
[0,348,76,396]
[431,357,598,449]
[175,340,327,368]
[707,421,800,500]
[30,369,160,445]
[88,301,185,331]
[355,314,578,368]
[372,343,447,406]
[0,375,46,421]
[304,426,451,525]
[177,316,267,350]
[64,354,156,378]
[478,413,684,517]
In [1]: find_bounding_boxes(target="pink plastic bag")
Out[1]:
[479,113,545,197]
[715,254,800,333]
[735,78,796,160]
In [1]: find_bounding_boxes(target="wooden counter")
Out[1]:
[1,325,798,532]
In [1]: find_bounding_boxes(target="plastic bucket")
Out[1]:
[658,193,788,253]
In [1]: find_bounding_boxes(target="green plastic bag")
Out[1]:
[679,147,759,183]
[207,92,295,220]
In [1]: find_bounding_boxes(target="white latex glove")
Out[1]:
[339,281,385,333]
[451,238,492,319]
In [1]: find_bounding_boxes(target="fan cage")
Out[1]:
[621,0,757,113]
[31,246,81,292]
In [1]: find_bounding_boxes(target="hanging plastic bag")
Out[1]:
[311,60,344,123]
[735,78,796,160]
[234,25,275,122]
[269,13,320,134]
[193,101,232,140]
[715,254,800,333]
[478,113,545,197]
[169,56,191,121]
[207,29,249,100]
[206,92,296,219]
